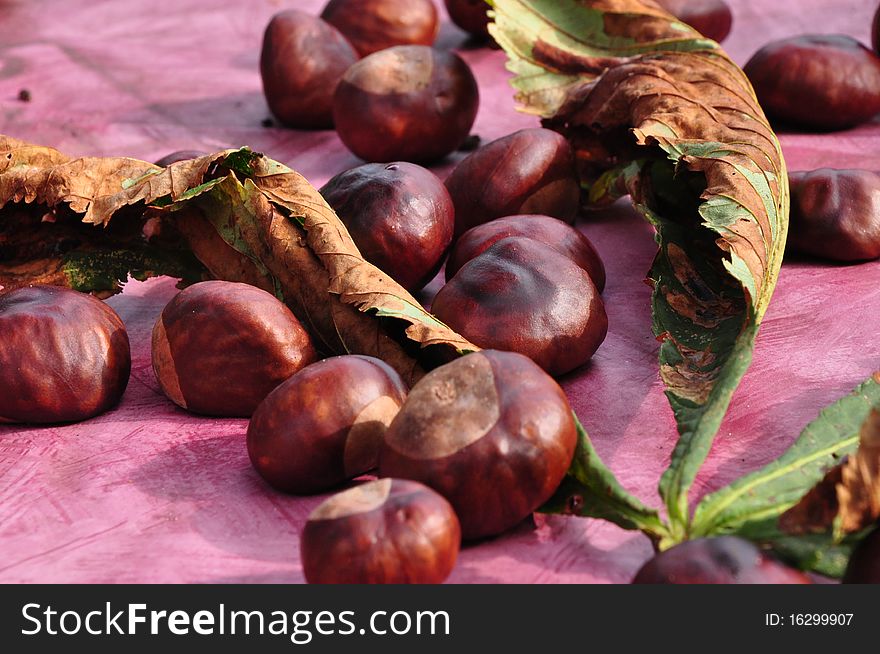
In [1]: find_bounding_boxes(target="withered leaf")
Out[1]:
[0,137,475,384]
[688,373,880,575]
[491,0,789,530]
[780,407,880,539]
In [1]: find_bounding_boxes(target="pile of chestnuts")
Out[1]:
[7,0,880,587]
[259,0,479,163]
[733,3,880,263]
[251,2,613,582]
[320,126,609,371]
[248,346,581,580]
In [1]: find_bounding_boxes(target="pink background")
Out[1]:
[1,0,879,583]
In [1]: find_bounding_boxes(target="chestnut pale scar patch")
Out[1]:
[310,478,392,521]
[150,318,186,409]
[349,48,433,95]
[384,353,500,459]
[344,395,402,477]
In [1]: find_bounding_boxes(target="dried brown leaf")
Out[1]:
[780,407,880,537]
[0,138,475,384]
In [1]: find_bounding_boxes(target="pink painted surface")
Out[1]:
[1,0,879,583]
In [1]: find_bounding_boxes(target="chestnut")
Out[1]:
[152,280,316,417]
[444,0,491,40]
[260,10,359,129]
[320,162,455,292]
[632,537,812,584]
[247,355,408,494]
[445,214,606,291]
[0,285,130,424]
[432,238,607,377]
[301,478,460,584]
[154,150,207,166]
[333,45,479,163]
[444,128,580,238]
[655,0,732,43]
[787,169,880,261]
[379,350,577,540]
[842,526,880,583]
[744,35,880,130]
[321,0,438,57]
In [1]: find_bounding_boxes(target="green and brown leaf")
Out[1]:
[0,136,475,385]
[779,399,880,540]
[490,0,789,533]
[690,373,880,576]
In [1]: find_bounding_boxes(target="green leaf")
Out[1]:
[588,160,644,205]
[688,375,880,574]
[220,148,259,176]
[491,0,789,535]
[765,532,867,579]
[178,174,281,297]
[173,176,226,203]
[541,416,669,545]
[691,375,880,537]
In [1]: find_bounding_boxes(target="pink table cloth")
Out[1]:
[1,0,878,583]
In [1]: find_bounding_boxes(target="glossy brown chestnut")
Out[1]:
[154,150,207,166]
[632,537,813,584]
[333,45,479,163]
[152,280,316,417]
[842,526,880,583]
[655,0,732,43]
[444,128,580,238]
[320,162,455,292]
[302,478,460,583]
[321,0,438,57]
[787,169,880,261]
[260,10,359,129]
[247,355,408,494]
[445,214,606,291]
[444,0,491,39]
[0,285,130,424]
[432,239,607,377]
[744,35,880,130]
[379,350,577,540]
